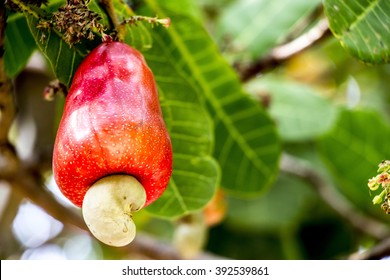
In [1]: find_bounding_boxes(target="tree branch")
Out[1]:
[280,154,390,240]
[239,18,331,82]
[349,237,390,260]
[0,2,16,145]
[7,166,222,259]
[0,148,221,259]
[0,187,23,258]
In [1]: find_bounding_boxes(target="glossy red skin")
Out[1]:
[53,41,172,208]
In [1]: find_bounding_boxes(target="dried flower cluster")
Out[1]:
[50,0,105,46]
[7,0,105,46]
[7,0,171,48]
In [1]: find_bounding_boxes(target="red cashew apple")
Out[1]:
[52,39,173,246]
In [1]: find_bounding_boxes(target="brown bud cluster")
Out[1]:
[50,0,105,46]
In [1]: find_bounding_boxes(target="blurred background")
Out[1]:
[2,0,390,260]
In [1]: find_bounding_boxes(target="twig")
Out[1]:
[5,0,43,19]
[122,15,170,28]
[0,2,16,145]
[349,237,390,260]
[280,154,390,240]
[282,5,325,43]
[7,170,87,230]
[0,187,23,258]
[1,149,221,259]
[129,232,225,260]
[239,18,331,82]
[270,18,330,61]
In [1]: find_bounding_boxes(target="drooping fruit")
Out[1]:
[52,39,173,246]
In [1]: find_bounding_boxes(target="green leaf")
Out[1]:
[217,0,322,58]
[246,77,339,142]
[142,0,281,196]
[318,108,390,219]
[146,156,219,218]
[26,15,85,87]
[5,13,37,77]
[324,0,390,64]
[148,0,203,21]
[141,30,220,218]
[25,0,152,87]
[226,173,315,232]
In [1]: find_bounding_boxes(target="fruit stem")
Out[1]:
[82,174,146,247]
[100,0,126,41]
[100,0,120,28]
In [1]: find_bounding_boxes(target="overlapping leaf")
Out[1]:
[227,173,315,232]
[142,36,220,217]
[246,77,339,142]
[318,108,390,219]
[217,0,322,58]
[5,13,36,77]
[324,0,390,63]
[142,0,281,197]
